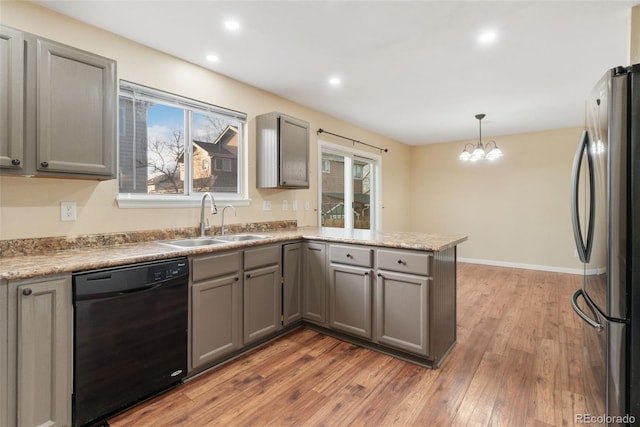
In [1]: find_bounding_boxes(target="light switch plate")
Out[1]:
[61,202,77,221]
[292,200,298,211]
[282,200,288,211]
[263,200,272,211]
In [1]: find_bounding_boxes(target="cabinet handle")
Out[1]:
[346,253,352,258]
[246,274,251,279]
[364,272,369,276]
[397,259,406,265]
[22,288,33,296]
[40,161,49,168]
[377,273,382,277]
[235,277,239,282]
[11,159,21,166]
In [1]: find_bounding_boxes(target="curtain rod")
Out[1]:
[316,128,388,153]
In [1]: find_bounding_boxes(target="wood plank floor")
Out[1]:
[109,263,594,427]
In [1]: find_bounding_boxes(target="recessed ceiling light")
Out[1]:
[224,20,241,32]
[477,29,498,46]
[329,77,342,86]
[206,54,219,62]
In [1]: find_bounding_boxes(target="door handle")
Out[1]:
[571,288,603,331]
[570,130,595,263]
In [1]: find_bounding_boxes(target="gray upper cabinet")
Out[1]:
[0,25,116,179]
[0,26,24,171]
[256,112,309,188]
[36,39,116,176]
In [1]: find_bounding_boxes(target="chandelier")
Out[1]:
[459,114,504,162]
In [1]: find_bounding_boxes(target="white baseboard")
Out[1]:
[457,257,584,275]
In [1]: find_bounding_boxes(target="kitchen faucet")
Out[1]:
[221,205,236,235]
[200,192,217,237]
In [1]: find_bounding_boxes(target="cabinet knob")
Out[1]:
[246,274,251,279]
[40,161,49,168]
[364,272,369,276]
[377,273,382,277]
[397,259,405,265]
[22,288,33,296]
[11,158,21,166]
[346,253,352,258]
[235,277,239,282]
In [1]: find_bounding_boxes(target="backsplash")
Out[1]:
[0,220,297,257]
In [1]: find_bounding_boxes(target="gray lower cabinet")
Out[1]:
[190,252,242,372]
[243,245,282,344]
[375,270,429,356]
[329,263,373,339]
[282,242,302,325]
[0,25,116,179]
[375,248,435,358]
[301,241,327,325]
[5,275,72,427]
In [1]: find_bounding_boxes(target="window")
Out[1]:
[322,159,331,174]
[117,81,247,207]
[319,142,381,231]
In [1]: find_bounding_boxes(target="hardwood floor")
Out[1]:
[109,263,593,427]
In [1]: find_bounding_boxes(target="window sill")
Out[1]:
[116,194,251,209]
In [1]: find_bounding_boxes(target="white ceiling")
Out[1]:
[33,0,637,145]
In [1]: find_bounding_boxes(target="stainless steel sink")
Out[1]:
[162,238,226,248]
[215,234,272,242]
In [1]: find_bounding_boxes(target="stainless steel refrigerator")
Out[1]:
[571,64,640,426]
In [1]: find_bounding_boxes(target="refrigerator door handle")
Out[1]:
[571,288,604,331]
[570,130,596,263]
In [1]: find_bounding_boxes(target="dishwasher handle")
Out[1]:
[74,277,185,302]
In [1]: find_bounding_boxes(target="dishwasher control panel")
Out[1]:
[148,259,188,282]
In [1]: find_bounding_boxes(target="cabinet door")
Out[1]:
[376,270,429,356]
[329,264,372,339]
[36,38,116,176]
[0,26,24,170]
[15,276,72,427]
[302,242,327,325]
[191,274,242,370]
[279,114,309,187]
[243,264,282,344]
[283,243,302,325]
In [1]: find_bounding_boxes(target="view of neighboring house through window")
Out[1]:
[118,81,246,203]
[320,144,380,230]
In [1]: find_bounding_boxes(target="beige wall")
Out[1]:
[0,1,411,240]
[409,127,584,272]
[632,5,640,64]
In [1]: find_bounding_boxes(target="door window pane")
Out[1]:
[321,153,345,228]
[353,159,371,230]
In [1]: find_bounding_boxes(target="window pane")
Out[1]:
[191,112,239,193]
[119,99,185,195]
[353,159,371,230]
[321,153,345,228]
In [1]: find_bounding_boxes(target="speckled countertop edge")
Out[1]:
[0,227,467,281]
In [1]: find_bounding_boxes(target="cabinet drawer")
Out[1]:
[330,244,373,268]
[377,249,432,276]
[192,251,241,282]
[244,245,280,270]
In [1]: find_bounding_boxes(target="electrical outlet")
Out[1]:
[61,202,77,221]
[263,200,272,211]
[282,200,288,211]
[292,200,298,211]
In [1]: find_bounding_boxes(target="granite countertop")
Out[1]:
[0,227,467,281]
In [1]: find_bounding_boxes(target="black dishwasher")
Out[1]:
[72,258,189,427]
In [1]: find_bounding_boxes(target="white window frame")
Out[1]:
[318,140,382,231]
[116,81,249,208]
